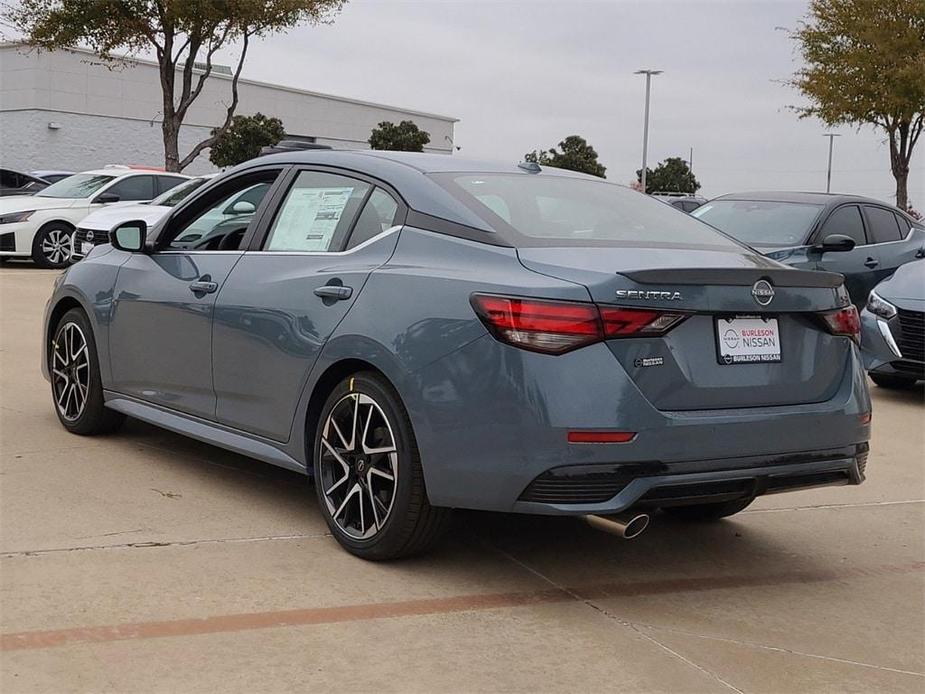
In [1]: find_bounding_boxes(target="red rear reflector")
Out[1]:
[820,306,860,343]
[568,431,636,443]
[859,412,872,425]
[470,294,688,355]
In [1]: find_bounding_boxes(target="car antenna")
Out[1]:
[518,161,541,173]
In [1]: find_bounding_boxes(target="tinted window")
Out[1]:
[150,177,208,207]
[264,171,370,252]
[435,174,740,249]
[106,175,155,201]
[156,175,188,195]
[681,201,702,213]
[0,170,23,187]
[896,214,912,235]
[164,172,279,250]
[37,173,115,198]
[347,188,399,249]
[864,206,903,243]
[691,200,823,247]
[820,205,866,246]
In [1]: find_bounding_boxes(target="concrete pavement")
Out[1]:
[1,264,923,692]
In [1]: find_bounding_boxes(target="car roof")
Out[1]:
[711,190,893,207]
[234,150,607,232]
[75,167,189,178]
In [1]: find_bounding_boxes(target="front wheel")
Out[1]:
[313,372,451,560]
[870,373,919,390]
[32,223,73,268]
[662,497,754,522]
[50,308,125,435]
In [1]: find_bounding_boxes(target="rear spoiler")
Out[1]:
[622,267,844,288]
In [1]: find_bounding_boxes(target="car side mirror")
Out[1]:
[228,200,256,215]
[94,192,120,204]
[110,220,147,252]
[811,233,856,254]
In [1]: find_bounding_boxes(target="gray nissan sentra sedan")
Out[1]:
[42,151,871,559]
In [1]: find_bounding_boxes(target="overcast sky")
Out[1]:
[14,0,922,204]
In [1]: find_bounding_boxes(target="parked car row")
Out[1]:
[0,165,188,267]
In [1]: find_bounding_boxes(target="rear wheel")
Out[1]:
[313,371,451,560]
[32,223,73,268]
[50,308,125,435]
[662,497,754,521]
[870,373,919,390]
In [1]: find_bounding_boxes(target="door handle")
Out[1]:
[313,285,353,300]
[916,247,925,259]
[189,279,219,294]
[863,257,879,269]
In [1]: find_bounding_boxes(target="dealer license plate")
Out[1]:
[716,316,781,365]
[81,241,94,256]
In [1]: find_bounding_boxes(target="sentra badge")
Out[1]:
[616,289,682,301]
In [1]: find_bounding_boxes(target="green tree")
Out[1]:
[368,120,431,151]
[6,0,346,172]
[790,0,925,209]
[636,157,700,194]
[525,135,606,178]
[209,112,285,168]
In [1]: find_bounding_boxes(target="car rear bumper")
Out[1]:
[406,334,871,514]
[513,444,867,515]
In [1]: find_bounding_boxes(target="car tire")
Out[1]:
[50,308,125,435]
[870,373,919,390]
[32,223,73,268]
[313,371,451,560]
[662,497,754,521]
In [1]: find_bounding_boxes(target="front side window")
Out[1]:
[106,175,156,202]
[264,171,370,252]
[864,205,903,243]
[36,174,115,199]
[820,205,867,246]
[691,200,824,248]
[164,172,279,250]
[436,173,743,249]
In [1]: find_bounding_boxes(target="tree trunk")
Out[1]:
[894,166,909,211]
[162,118,181,173]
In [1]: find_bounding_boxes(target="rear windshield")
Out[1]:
[431,173,742,250]
[691,200,824,247]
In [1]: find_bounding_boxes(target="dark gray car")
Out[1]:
[42,152,871,559]
[692,192,925,306]
[860,259,925,388]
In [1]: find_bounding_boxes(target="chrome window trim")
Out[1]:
[244,225,402,256]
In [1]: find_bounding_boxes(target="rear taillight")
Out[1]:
[820,306,860,343]
[470,294,687,355]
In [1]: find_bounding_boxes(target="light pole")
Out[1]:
[823,133,841,193]
[635,69,662,193]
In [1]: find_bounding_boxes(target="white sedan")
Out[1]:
[0,166,187,268]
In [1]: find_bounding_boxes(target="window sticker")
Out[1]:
[268,186,355,251]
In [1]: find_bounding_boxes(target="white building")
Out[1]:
[0,43,458,174]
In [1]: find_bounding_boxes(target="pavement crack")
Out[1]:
[634,623,925,679]
[0,531,331,558]
[743,499,924,514]
[485,542,746,694]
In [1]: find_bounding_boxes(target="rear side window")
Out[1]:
[820,205,866,246]
[107,175,155,201]
[346,188,399,250]
[264,171,370,252]
[433,173,741,249]
[864,205,903,243]
[156,175,188,195]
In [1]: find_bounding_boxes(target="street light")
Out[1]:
[635,69,662,193]
[823,133,841,193]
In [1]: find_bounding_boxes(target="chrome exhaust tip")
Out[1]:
[583,512,650,539]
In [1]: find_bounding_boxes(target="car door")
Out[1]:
[862,204,918,285]
[107,167,285,419]
[811,204,879,305]
[212,168,404,441]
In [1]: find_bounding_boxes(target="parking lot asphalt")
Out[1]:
[1,264,923,693]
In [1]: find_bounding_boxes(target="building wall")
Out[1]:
[0,44,457,173]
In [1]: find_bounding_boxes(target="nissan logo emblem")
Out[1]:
[85,231,94,242]
[751,279,775,306]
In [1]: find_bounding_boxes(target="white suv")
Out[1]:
[0,166,187,268]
